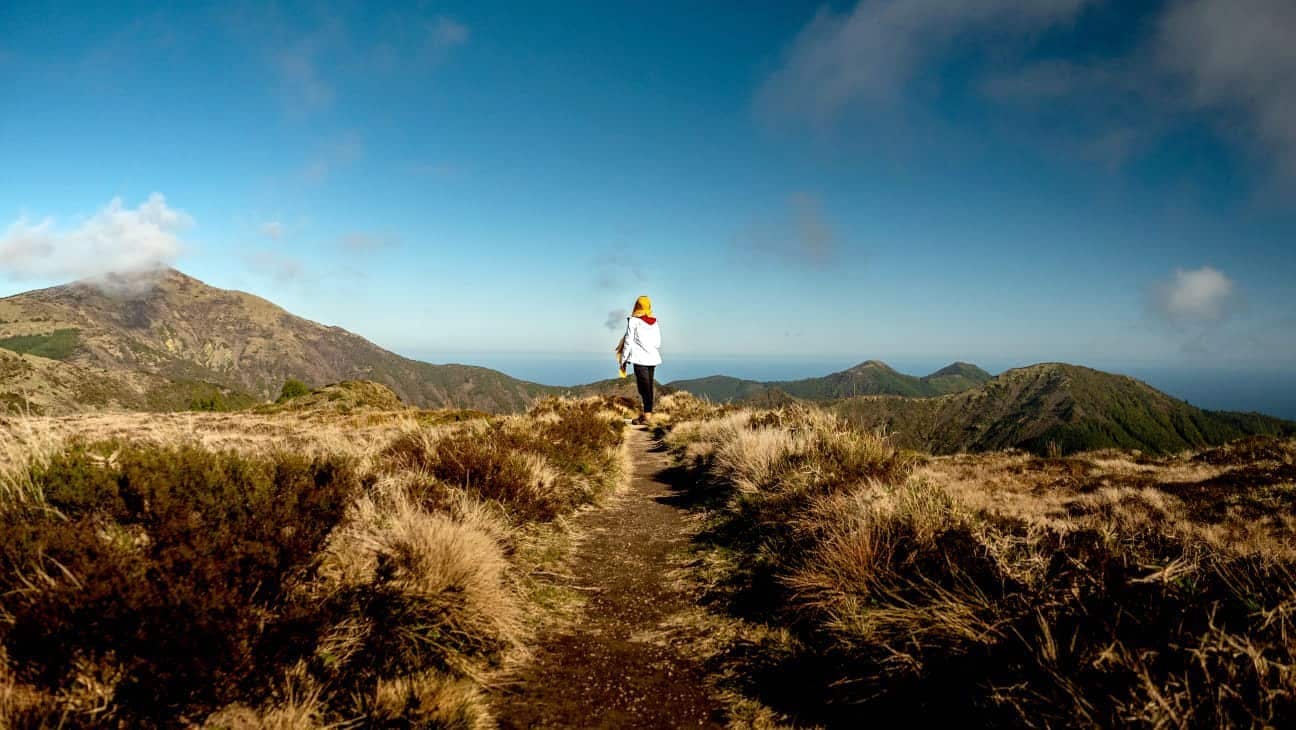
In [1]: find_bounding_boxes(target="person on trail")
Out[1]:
[617,295,661,425]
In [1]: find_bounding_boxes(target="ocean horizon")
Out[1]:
[403,351,1296,422]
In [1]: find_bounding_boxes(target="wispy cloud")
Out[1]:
[593,253,644,291]
[339,232,396,251]
[0,194,191,282]
[1151,266,1240,324]
[1157,0,1296,175]
[247,250,306,284]
[734,192,840,268]
[757,0,1094,126]
[762,0,1296,185]
[303,132,364,183]
[260,220,285,240]
[430,16,469,55]
[262,9,469,116]
[274,32,337,117]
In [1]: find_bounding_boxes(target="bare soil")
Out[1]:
[491,426,724,728]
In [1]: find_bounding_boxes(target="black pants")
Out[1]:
[633,364,655,413]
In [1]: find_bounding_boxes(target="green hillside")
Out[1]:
[669,360,992,403]
[831,363,1296,455]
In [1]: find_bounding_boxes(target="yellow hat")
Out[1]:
[631,295,652,318]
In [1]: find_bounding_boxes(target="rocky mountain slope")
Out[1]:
[0,269,557,414]
[831,363,1296,455]
[669,360,992,402]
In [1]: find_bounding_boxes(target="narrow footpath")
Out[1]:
[492,425,724,728]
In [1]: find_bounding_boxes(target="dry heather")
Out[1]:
[0,396,629,728]
[661,395,1296,728]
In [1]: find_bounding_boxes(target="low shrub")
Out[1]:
[0,443,359,725]
[277,378,312,403]
[383,398,624,522]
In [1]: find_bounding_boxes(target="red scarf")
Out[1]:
[637,315,657,325]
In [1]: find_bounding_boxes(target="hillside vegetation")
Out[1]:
[670,360,992,403]
[0,269,558,414]
[833,363,1295,455]
[0,396,630,727]
[658,395,1296,727]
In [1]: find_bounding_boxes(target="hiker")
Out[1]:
[618,295,661,424]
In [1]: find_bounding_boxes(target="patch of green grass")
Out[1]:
[0,328,79,360]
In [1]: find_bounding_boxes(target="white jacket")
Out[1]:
[621,317,662,367]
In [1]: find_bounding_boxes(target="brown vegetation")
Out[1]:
[661,394,1296,728]
[0,396,629,727]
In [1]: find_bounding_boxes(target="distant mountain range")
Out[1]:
[667,360,993,402]
[667,360,1294,455]
[0,269,560,414]
[830,363,1295,455]
[2,270,1291,456]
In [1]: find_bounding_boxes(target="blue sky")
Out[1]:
[2,0,1295,374]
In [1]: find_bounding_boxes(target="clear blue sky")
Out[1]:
[2,0,1294,373]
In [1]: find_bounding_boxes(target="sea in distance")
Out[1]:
[408,352,1296,422]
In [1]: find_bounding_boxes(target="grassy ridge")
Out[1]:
[669,361,993,403]
[0,396,629,727]
[661,396,1296,727]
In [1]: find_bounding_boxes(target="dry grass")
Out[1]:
[660,395,1296,728]
[0,396,629,727]
[918,441,1296,558]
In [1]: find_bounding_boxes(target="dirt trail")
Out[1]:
[492,425,723,729]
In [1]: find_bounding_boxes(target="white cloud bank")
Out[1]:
[0,194,192,282]
[1152,266,1238,323]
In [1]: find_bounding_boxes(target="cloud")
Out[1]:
[339,232,396,251]
[0,193,191,282]
[980,59,1129,102]
[303,132,364,183]
[593,253,644,291]
[605,309,628,332]
[757,0,1094,126]
[1157,0,1296,174]
[275,38,335,115]
[734,193,839,268]
[1151,266,1239,324]
[260,220,285,240]
[430,17,469,53]
[247,250,306,284]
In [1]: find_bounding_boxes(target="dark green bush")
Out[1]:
[277,378,312,402]
[0,443,359,724]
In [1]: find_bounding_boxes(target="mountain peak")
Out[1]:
[0,268,558,413]
[928,361,992,378]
